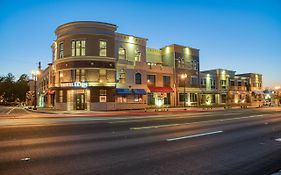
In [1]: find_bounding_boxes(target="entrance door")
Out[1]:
[75,93,85,110]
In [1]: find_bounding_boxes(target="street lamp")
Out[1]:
[181,73,188,108]
[32,70,40,110]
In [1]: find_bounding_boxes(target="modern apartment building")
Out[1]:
[36,21,263,111]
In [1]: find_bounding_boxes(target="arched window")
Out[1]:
[135,73,142,84]
[118,47,126,60]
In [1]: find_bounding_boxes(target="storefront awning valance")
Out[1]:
[132,89,146,95]
[116,88,132,95]
[148,86,174,93]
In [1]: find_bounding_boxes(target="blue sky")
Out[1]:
[0,0,280,87]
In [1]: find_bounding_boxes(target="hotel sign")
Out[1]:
[61,82,89,88]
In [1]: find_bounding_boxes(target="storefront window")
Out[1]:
[116,96,127,103]
[147,93,155,105]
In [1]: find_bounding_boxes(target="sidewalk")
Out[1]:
[25,105,260,116]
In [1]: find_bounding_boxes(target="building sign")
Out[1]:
[61,82,89,88]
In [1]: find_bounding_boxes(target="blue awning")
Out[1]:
[116,88,132,95]
[132,89,146,95]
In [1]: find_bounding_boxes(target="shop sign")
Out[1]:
[61,82,89,88]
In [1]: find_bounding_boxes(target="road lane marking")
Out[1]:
[130,114,265,130]
[6,107,15,114]
[166,130,223,142]
[21,157,31,161]
[275,138,281,142]
[110,112,245,124]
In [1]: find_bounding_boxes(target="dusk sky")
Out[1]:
[0,0,280,87]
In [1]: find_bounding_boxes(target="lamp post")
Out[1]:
[32,70,40,110]
[181,73,187,108]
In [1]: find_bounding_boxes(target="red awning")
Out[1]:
[148,86,174,93]
[48,90,55,95]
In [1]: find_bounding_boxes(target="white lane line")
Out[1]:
[110,112,242,124]
[275,138,281,142]
[6,107,16,115]
[130,114,265,130]
[166,130,223,142]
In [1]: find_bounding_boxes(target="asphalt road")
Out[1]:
[0,107,281,175]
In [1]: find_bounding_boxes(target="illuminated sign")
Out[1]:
[61,82,88,88]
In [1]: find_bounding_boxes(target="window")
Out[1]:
[230,80,235,86]
[164,93,171,105]
[211,79,216,88]
[238,81,242,86]
[163,76,170,87]
[201,78,206,85]
[99,89,107,102]
[99,40,107,56]
[191,77,198,85]
[147,93,155,105]
[135,49,141,61]
[59,43,64,58]
[179,93,187,102]
[221,94,227,103]
[117,96,127,103]
[190,93,197,102]
[135,73,142,84]
[100,89,107,96]
[71,70,76,82]
[59,90,63,103]
[147,75,156,86]
[118,48,126,60]
[119,69,126,84]
[134,95,143,102]
[72,40,86,56]
[53,44,57,61]
[192,60,198,70]
[220,80,227,88]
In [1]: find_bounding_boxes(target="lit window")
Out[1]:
[99,89,107,102]
[118,47,126,59]
[147,75,156,87]
[72,40,86,56]
[59,90,63,103]
[119,69,126,84]
[59,43,64,58]
[135,49,141,61]
[99,41,107,56]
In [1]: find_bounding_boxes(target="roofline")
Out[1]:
[55,21,117,33]
[116,32,148,41]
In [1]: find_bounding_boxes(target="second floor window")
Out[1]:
[59,43,64,58]
[135,49,141,62]
[72,40,86,56]
[99,40,107,56]
[163,76,170,87]
[220,80,227,88]
[135,73,142,84]
[191,77,198,85]
[118,48,126,60]
[147,75,156,86]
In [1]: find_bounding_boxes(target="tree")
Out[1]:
[0,73,30,104]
